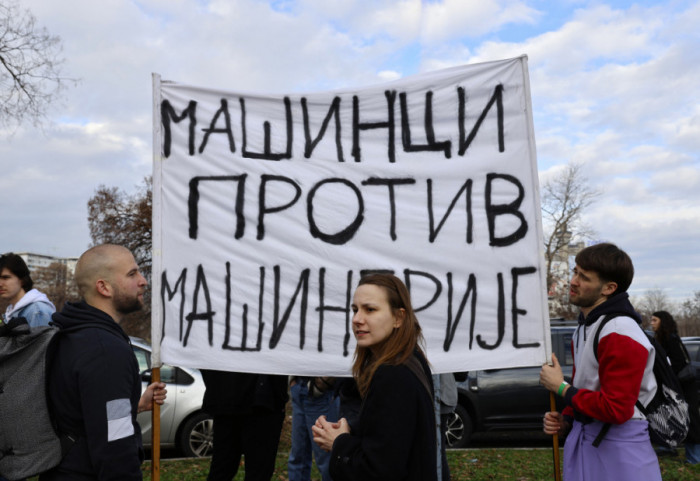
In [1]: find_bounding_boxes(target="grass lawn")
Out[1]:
[140,447,700,481]
[136,409,700,480]
[25,405,700,480]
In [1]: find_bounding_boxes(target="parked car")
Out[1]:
[131,337,213,457]
[444,323,576,448]
[681,336,700,393]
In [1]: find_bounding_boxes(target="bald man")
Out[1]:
[40,245,166,481]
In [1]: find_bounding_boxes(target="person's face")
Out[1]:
[352,284,403,354]
[108,251,147,316]
[650,316,661,332]
[0,267,25,305]
[569,265,616,313]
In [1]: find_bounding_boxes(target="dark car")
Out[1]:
[445,323,576,448]
[681,337,700,393]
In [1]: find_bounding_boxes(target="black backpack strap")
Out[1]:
[635,400,647,416]
[0,316,31,336]
[592,423,612,447]
[593,402,673,449]
[589,314,618,447]
[592,314,618,363]
[405,353,435,404]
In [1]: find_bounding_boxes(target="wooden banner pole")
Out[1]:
[151,367,161,481]
[550,391,562,481]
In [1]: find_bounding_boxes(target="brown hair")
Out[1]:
[352,273,426,397]
[575,242,634,295]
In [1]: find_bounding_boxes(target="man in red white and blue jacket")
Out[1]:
[540,243,661,481]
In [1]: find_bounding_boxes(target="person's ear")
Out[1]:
[601,281,617,297]
[394,308,405,329]
[95,279,112,298]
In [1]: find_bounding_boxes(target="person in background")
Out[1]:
[288,376,339,481]
[201,370,288,481]
[435,372,457,481]
[0,255,56,481]
[0,253,55,327]
[40,244,166,480]
[311,273,437,481]
[650,310,700,464]
[539,242,661,480]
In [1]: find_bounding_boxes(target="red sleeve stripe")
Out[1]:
[571,332,649,424]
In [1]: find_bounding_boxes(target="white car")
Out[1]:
[131,337,213,457]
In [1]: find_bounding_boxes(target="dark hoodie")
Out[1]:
[39,301,144,481]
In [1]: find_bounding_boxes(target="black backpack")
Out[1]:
[0,317,81,479]
[591,314,689,448]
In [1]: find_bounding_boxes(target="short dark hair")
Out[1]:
[575,242,634,294]
[0,253,33,291]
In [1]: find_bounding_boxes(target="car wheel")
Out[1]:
[444,404,473,449]
[178,412,214,457]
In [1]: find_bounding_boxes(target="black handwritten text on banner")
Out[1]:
[152,56,549,375]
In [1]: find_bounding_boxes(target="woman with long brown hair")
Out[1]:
[650,310,700,464]
[311,273,437,481]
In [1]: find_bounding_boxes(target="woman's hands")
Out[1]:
[312,415,351,452]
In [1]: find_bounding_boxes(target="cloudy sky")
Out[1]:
[2,0,699,304]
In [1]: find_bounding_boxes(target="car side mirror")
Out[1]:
[141,369,152,383]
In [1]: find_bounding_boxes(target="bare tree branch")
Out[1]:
[87,177,152,338]
[32,262,79,309]
[635,287,672,326]
[541,162,601,317]
[0,0,75,130]
[678,291,700,336]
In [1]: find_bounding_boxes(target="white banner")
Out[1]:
[152,55,550,375]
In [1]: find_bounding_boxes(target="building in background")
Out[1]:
[15,252,78,276]
[0,253,81,315]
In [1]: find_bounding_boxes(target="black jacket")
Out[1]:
[330,352,437,481]
[201,369,288,416]
[40,301,144,480]
[658,332,689,375]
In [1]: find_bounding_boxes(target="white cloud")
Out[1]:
[650,165,700,195]
[421,0,541,43]
[6,0,700,303]
[298,0,422,42]
[377,69,402,81]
